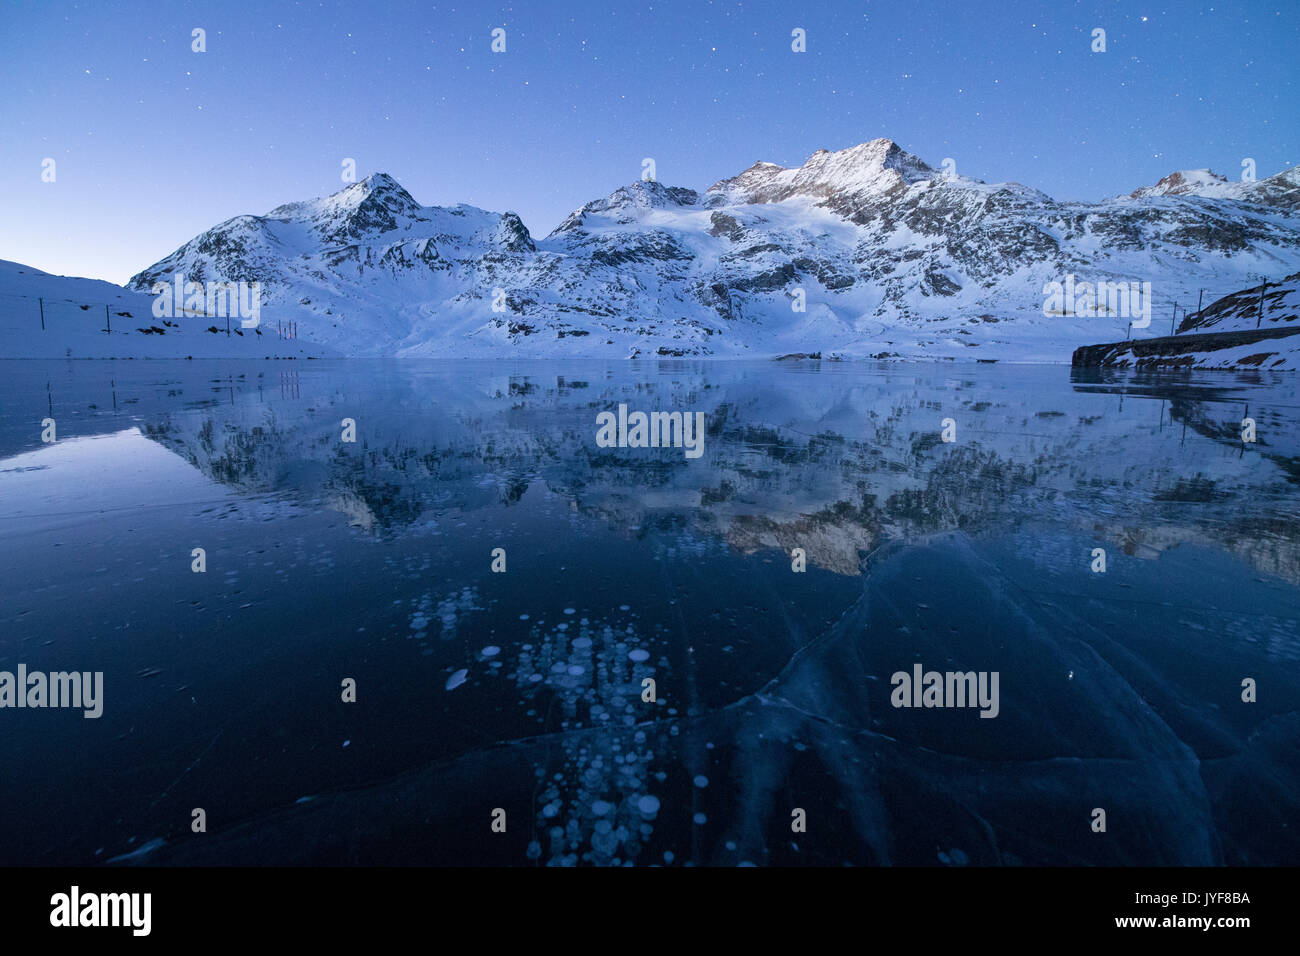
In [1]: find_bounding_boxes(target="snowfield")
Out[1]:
[0,260,335,359]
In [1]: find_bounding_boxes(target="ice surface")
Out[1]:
[2,360,1296,866]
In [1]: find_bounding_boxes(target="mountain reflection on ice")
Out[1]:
[0,360,1296,866]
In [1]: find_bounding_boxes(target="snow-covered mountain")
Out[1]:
[110,140,1300,361]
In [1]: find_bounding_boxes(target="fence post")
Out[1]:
[39,297,45,331]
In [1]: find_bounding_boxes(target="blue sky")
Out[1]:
[2,0,1296,284]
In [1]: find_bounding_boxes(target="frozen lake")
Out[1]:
[1,359,1297,865]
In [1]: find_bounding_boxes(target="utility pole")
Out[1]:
[1170,303,1177,337]
[105,304,111,333]
[1257,281,1266,329]
[1197,288,1204,317]
[39,297,44,331]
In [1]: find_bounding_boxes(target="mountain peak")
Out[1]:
[708,138,934,203]
[550,179,699,234]
[1129,168,1231,199]
[359,171,402,189]
[800,138,931,179]
[268,172,422,224]
[1124,164,1300,209]
[333,172,422,213]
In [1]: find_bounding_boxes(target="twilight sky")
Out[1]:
[1,0,1296,284]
